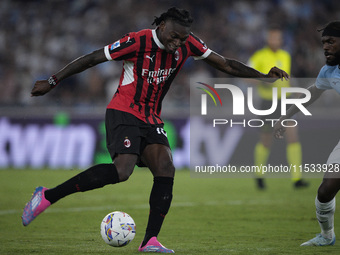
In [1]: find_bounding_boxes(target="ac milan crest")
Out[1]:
[124,138,131,148]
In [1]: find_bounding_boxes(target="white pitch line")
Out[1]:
[0,200,271,216]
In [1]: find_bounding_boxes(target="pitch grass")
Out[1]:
[0,169,339,255]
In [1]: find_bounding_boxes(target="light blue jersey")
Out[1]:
[316,65,340,165]
[316,65,340,94]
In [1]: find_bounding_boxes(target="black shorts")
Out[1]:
[105,109,170,167]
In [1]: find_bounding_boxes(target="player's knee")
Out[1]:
[158,160,175,176]
[115,164,134,182]
[116,168,133,182]
[114,155,137,182]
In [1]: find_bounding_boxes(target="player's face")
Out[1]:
[322,36,340,66]
[158,20,190,54]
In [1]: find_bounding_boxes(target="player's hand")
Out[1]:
[31,80,53,97]
[273,119,286,139]
[266,66,289,82]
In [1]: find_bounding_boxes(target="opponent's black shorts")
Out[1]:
[105,109,170,167]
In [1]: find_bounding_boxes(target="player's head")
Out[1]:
[266,24,283,52]
[153,7,193,54]
[318,21,340,66]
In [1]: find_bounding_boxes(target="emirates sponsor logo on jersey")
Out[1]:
[142,67,177,84]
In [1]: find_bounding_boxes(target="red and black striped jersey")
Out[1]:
[104,29,211,124]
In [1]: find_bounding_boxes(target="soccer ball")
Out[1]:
[100,211,136,247]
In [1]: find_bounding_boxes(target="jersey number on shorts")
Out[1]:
[156,127,167,137]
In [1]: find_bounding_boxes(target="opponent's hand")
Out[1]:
[31,80,53,96]
[266,66,289,81]
[273,119,286,139]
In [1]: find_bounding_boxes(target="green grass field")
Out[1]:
[0,168,339,255]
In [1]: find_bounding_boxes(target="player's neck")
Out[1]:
[155,28,161,43]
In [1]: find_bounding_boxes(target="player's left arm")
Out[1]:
[203,51,289,81]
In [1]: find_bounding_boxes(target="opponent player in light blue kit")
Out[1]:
[274,20,340,246]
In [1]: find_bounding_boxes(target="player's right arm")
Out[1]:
[273,84,325,138]
[31,48,107,97]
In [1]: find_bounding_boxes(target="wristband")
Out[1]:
[48,75,59,88]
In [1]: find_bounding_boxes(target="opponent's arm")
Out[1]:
[274,84,325,138]
[203,51,289,81]
[31,48,107,97]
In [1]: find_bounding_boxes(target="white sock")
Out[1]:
[315,196,336,239]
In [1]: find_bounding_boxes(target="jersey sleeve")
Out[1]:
[104,32,138,61]
[187,33,212,60]
[315,65,332,90]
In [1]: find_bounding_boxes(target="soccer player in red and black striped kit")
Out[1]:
[23,7,288,253]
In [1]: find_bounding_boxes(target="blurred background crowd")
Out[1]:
[1,0,340,111]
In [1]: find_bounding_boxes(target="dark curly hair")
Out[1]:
[318,21,340,36]
[152,7,193,27]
